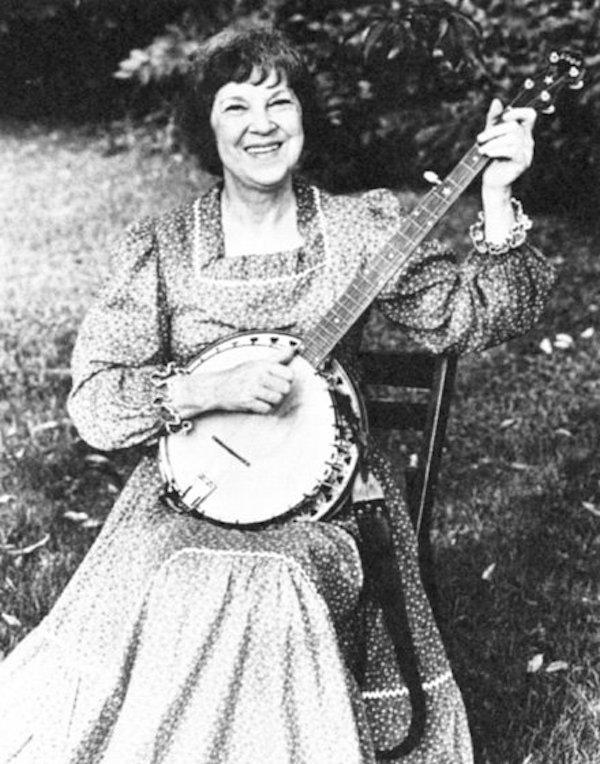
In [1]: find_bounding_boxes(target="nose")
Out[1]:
[248,105,276,134]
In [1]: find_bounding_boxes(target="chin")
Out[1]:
[245,166,295,190]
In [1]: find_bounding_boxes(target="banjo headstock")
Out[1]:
[508,50,585,116]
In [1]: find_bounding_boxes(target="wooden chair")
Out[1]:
[359,349,459,609]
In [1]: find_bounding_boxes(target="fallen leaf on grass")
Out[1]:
[5,533,49,557]
[500,418,517,429]
[527,653,544,673]
[521,755,533,764]
[554,333,574,350]
[481,563,496,581]
[30,420,63,435]
[580,327,595,339]
[1,612,21,629]
[81,518,104,529]
[582,501,600,517]
[539,338,553,355]
[84,454,113,466]
[63,511,89,523]
[0,494,16,505]
[510,462,531,471]
[546,660,569,673]
[554,428,573,438]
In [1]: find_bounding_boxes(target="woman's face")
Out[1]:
[210,68,304,192]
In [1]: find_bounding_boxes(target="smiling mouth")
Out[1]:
[245,142,282,156]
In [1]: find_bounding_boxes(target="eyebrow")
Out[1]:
[268,87,293,97]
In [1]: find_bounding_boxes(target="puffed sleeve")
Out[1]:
[361,189,557,354]
[67,218,171,451]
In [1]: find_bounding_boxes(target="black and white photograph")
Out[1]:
[0,1,599,761]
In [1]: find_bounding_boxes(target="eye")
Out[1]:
[269,97,293,108]
[223,103,246,113]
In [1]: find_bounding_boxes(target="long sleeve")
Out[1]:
[67,218,171,451]
[361,189,557,354]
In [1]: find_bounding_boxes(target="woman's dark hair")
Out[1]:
[179,22,321,175]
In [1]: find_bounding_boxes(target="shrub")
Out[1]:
[115,1,599,212]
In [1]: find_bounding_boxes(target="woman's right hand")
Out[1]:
[166,346,295,418]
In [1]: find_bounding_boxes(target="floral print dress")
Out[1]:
[0,177,555,763]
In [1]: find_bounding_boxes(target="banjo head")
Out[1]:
[158,331,363,527]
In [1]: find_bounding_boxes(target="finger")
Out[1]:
[270,344,298,366]
[500,106,537,131]
[479,133,533,159]
[248,399,272,415]
[485,97,504,129]
[256,387,283,406]
[478,120,523,144]
[265,361,294,383]
[263,374,292,395]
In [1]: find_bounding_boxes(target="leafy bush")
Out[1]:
[1,1,597,211]
[116,1,484,190]
[115,0,599,211]
[0,0,189,119]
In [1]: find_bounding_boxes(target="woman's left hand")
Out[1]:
[478,99,536,193]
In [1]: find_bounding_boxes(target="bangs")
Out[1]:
[197,26,307,106]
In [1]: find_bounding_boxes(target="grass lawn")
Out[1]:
[1,120,600,763]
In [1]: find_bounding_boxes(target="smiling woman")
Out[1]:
[0,20,556,764]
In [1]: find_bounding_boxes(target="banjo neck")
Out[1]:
[302,142,487,367]
[301,49,584,368]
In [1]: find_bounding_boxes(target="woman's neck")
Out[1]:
[220,176,303,257]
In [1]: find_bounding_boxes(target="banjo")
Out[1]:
[158,52,582,527]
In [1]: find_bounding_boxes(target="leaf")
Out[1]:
[580,327,595,339]
[0,494,16,505]
[481,562,496,581]
[500,418,517,429]
[81,518,104,529]
[1,612,21,629]
[84,454,112,466]
[539,338,553,355]
[510,462,530,471]
[63,511,89,523]
[6,533,49,557]
[554,428,573,438]
[546,660,569,673]
[582,501,600,517]
[527,653,544,673]
[554,333,574,350]
[363,21,387,61]
[31,420,60,435]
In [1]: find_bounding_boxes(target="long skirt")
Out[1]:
[0,450,472,763]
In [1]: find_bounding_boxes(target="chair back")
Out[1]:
[360,350,458,543]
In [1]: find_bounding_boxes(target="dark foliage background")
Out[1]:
[1,1,598,211]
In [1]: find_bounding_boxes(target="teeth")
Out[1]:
[246,144,280,155]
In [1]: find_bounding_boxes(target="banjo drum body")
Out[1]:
[158,331,365,526]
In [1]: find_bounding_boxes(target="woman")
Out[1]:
[0,22,554,763]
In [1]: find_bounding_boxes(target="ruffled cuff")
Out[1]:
[469,198,532,256]
[150,362,193,434]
